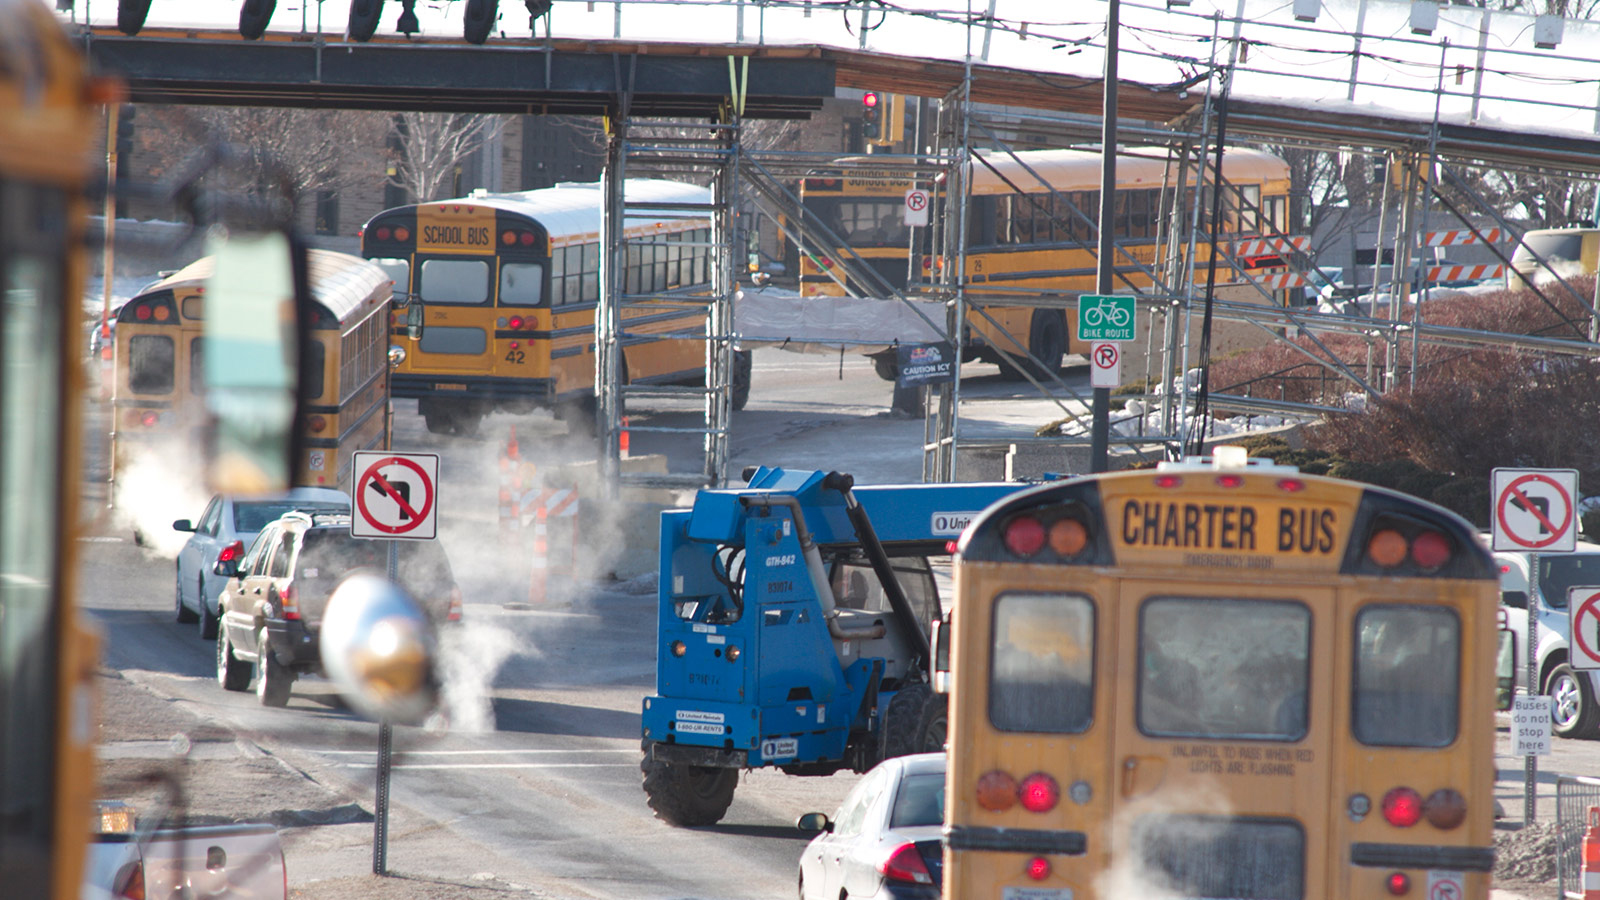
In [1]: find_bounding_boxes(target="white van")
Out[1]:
[1496,542,1600,737]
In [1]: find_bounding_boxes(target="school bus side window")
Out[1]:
[989,592,1094,733]
[129,334,175,393]
[1138,597,1310,741]
[1353,605,1459,747]
[419,258,489,305]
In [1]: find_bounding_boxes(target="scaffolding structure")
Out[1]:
[576,4,1600,493]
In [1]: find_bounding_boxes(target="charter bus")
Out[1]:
[939,449,1498,900]
[361,178,751,436]
[798,148,1294,379]
[0,1,107,895]
[113,249,393,491]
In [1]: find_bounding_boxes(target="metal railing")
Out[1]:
[1556,774,1600,898]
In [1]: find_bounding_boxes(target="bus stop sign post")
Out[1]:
[349,450,442,875]
[1490,468,1580,824]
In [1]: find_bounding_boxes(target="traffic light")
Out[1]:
[862,91,881,141]
[114,104,136,159]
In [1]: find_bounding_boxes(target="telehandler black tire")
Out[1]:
[641,751,738,826]
[882,683,947,758]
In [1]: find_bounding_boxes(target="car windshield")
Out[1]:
[887,772,945,828]
[1537,553,1600,608]
[233,501,348,533]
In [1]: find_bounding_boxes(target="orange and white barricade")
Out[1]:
[522,486,580,604]
[1584,806,1600,900]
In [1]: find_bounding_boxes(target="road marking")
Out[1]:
[339,762,637,770]
[313,748,638,755]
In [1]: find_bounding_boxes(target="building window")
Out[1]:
[315,190,340,236]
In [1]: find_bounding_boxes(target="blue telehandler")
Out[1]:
[640,467,1031,826]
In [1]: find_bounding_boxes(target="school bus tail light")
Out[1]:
[1410,530,1451,569]
[1048,518,1088,556]
[1381,786,1423,827]
[1018,772,1060,813]
[879,843,933,885]
[1025,856,1051,880]
[306,415,327,434]
[1003,515,1045,557]
[1366,529,1409,568]
[1384,871,1410,895]
[976,770,1018,811]
[1423,788,1467,829]
[507,316,525,329]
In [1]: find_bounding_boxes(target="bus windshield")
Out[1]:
[804,197,911,247]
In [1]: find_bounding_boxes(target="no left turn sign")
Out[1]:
[352,451,439,540]
[1570,588,1600,670]
[1492,467,1578,552]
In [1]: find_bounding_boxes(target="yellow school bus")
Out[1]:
[362,178,751,436]
[0,1,108,896]
[799,148,1295,379]
[112,249,393,493]
[941,450,1497,899]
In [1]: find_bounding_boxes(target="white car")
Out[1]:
[172,488,350,639]
[1496,541,1600,737]
[797,752,944,900]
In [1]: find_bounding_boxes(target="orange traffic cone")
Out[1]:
[498,426,521,532]
[1584,806,1600,899]
[620,416,630,459]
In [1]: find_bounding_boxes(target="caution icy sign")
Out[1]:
[352,451,439,541]
[1491,468,1579,552]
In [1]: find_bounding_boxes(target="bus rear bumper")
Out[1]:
[390,374,555,406]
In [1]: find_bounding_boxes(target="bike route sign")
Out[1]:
[1076,294,1136,342]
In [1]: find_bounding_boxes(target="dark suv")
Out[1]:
[213,511,462,707]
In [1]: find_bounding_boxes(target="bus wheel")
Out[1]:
[641,751,737,826]
[347,0,384,41]
[882,683,944,758]
[1548,663,1599,738]
[1027,309,1066,377]
[731,349,753,411]
[463,0,497,44]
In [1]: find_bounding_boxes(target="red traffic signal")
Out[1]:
[862,92,882,140]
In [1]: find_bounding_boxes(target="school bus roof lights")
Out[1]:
[1365,521,1453,571]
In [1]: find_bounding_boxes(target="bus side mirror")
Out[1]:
[405,303,424,341]
[929,615,951,694]
[201,228,307,496]
[1496,628,1515,712]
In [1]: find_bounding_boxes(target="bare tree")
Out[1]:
[193,107,391,202]
[388,112,506,203]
